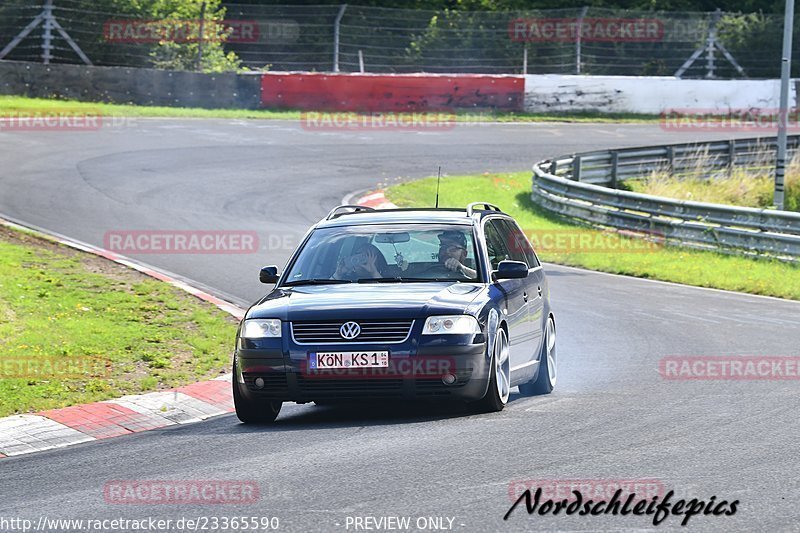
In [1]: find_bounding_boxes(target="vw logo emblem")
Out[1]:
[339,321,361,340]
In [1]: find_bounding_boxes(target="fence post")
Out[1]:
[575,6,588,74]
[705,9,720,79]
[333,4,348,73]
[523,45,527,75]
[573,155,582,182]
[774,0,794,210]
[196,1,206,72]
[610,151,618,188]
[41,0,54,64]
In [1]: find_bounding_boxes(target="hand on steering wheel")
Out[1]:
[419,262,467,278]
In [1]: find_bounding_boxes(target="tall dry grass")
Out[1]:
[625,147,800,211]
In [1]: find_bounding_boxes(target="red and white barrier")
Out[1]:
[260,71,794,116]
[261,72,524,112]
[523,74,791,114]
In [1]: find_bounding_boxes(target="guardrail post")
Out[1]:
[610,151,619,189]
[665,146,674,174]
[728,139,736,177]
[549,160,557,175]
[573,155,582,182]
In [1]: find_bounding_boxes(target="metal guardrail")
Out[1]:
[531,135,800,260]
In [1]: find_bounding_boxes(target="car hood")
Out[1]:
[247,282,484,321]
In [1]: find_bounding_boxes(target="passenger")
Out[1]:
[333,243,387,280]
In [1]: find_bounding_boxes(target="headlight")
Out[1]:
[241,319,282,339]
[422,315,480,335]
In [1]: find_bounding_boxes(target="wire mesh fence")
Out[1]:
[0,1,792,78]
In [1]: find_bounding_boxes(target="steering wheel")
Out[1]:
[417,263,457,278]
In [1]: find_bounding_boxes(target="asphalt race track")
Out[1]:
[2,119,800,531]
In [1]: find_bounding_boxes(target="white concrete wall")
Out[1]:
[523,75,792,114]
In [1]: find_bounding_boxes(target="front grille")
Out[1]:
[296,375,404,398]
[291,320,414,344]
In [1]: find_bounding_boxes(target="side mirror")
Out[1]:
[493,260,529,280]
[259,265,280,284]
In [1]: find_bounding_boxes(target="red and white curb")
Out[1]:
[0,375,234,457]
[0,191,387,458]
[355,190,398,210]
[0,215,246,459]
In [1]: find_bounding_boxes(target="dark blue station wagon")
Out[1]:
[233,203,556,423]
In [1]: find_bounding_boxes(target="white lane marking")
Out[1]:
[523,397,577,412]
[546,262,800,307]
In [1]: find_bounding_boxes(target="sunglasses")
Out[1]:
[440,244,466,252]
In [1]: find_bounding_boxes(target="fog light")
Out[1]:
[442,373,457,385]
[254,377,265,389]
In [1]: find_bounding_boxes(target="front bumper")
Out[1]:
[235,331,490,403]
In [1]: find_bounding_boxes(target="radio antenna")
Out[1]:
[435,166,441,208]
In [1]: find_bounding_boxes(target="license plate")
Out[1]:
[309,351,389,369]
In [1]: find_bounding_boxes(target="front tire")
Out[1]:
[519,315,556,396]
[232,367,282,424]
[475,328,510,412]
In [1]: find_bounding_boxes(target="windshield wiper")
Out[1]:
[356,277,461,283]
[283,279,353,287]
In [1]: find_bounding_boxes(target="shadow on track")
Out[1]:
[230,400,478,432]
[219,391,541,433]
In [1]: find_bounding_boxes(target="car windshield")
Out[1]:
[283,224,481,284]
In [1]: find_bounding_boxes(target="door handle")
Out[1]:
[537,286,543,297]
[523,292,528,302]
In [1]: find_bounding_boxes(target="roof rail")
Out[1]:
[325,204,376,220]
[466,202,503,217]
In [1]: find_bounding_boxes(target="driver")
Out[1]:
[438,231,477,279]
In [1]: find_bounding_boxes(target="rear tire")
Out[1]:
[519,315,556,396]
[474,328,510,413]
[232,365,282,424]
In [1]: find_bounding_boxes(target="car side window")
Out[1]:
[502,219,540,268]
[483,219,512,270]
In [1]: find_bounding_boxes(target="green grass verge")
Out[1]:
[385,171,800,300]
[0,95,302,120]
[0,95,661,123]
[0,226,239,417]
